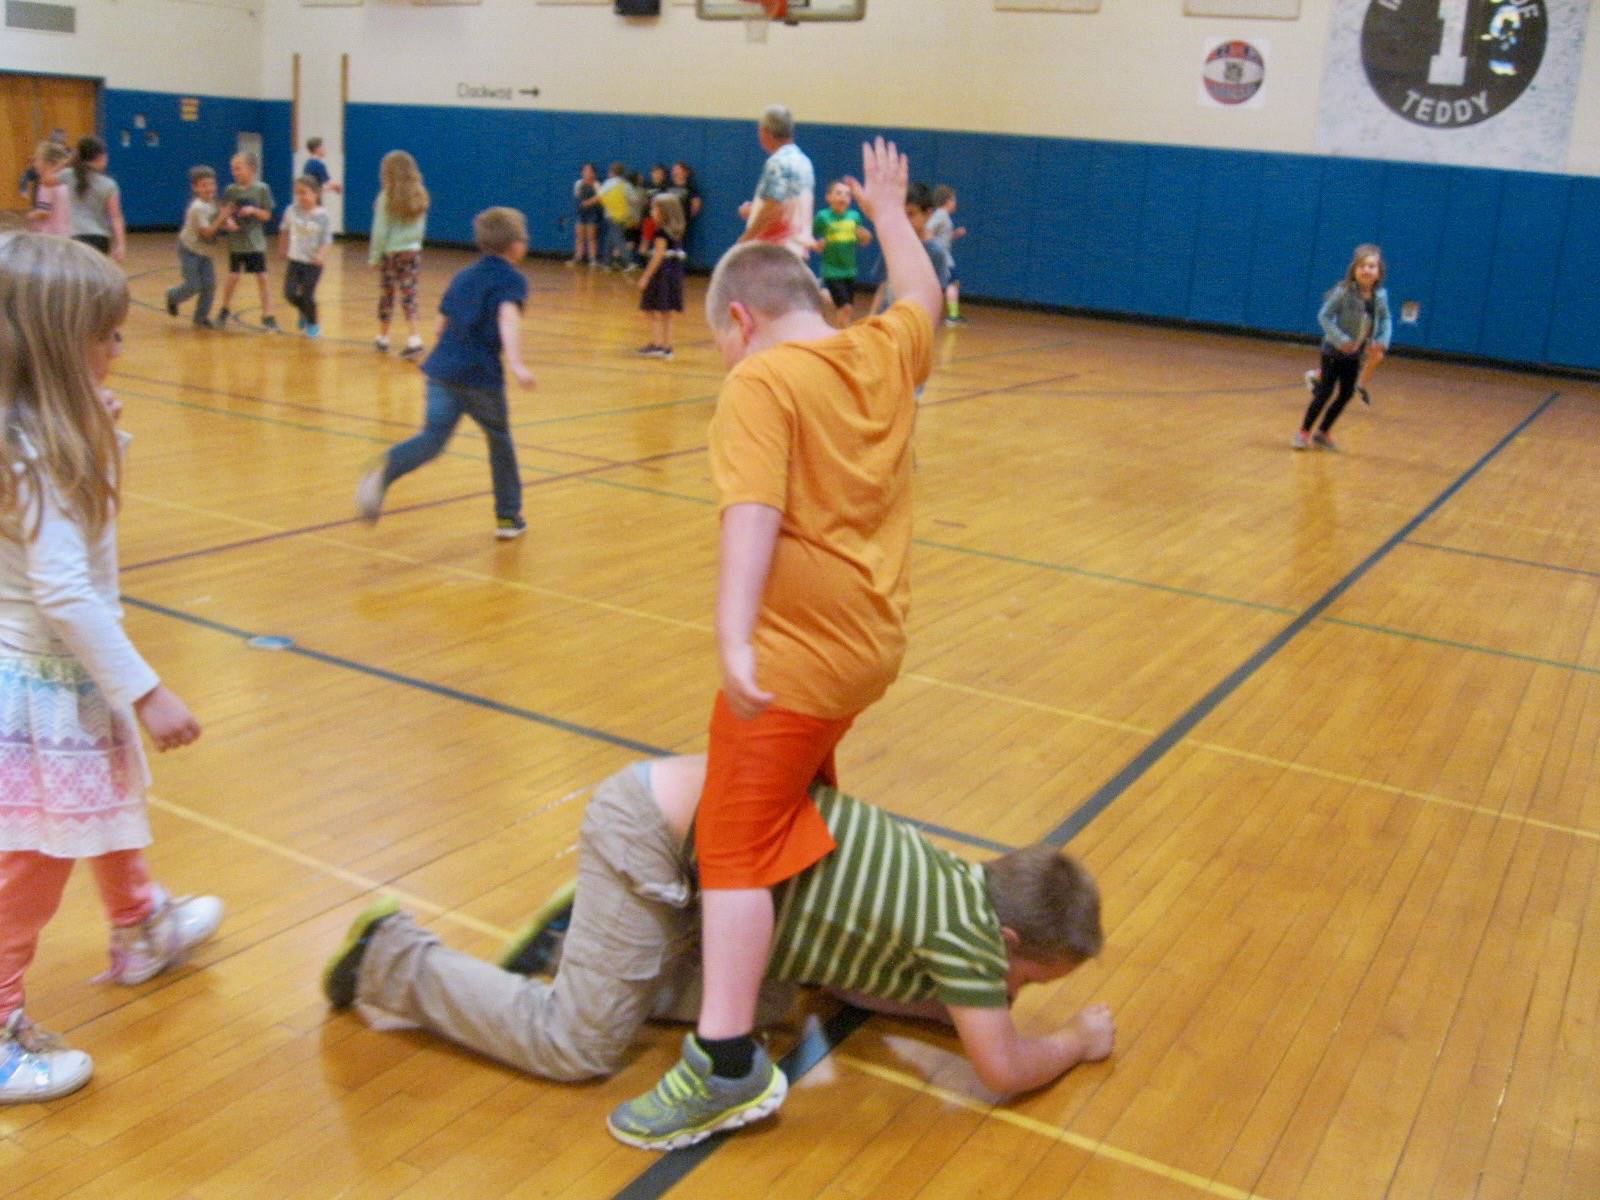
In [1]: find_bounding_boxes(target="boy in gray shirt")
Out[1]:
[216,152,278,330]
[165,166,228,328]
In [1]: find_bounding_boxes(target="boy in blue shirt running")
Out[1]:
[357,207,536,539]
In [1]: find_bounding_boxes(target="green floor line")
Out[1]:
[1323,616,1600,677]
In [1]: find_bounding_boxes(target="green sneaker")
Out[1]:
[499,878,577,976]
[607,1034,787,1151]
[322,896,401,1010]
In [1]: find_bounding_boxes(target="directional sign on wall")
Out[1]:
[1316,0,1590,171]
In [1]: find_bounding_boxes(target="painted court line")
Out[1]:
[125,497,1598,848]
[1324,616,1600,678]
[613,1007,874,1200]
[918,370,1081,410]
[122,594,1013,857]
[832,1053,1274,1200]
[147,794,516,941]
[1405,539,1600,582]
[1184,742,1599,844]
[1045,390,1562,846]
[114,368,642,469]
[114,366,1313,617]
[912,537,1295,615]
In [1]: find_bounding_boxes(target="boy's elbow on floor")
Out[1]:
[968,1048,1027,1096]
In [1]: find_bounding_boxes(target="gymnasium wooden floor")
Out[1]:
[2,234,1596,1199]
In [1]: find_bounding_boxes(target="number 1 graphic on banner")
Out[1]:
[1429,0,1469,86]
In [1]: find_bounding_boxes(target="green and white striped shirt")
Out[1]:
[765,786,1011,1010]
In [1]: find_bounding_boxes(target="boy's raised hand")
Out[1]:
[844,137,908,225]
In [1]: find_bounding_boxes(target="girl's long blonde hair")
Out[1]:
[0,233,127,543]
[380,151,430,221]
[652,193,686,243]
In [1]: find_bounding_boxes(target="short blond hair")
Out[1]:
[984,845,1103,963]
[705,242,821,330]
[474,207,528,255]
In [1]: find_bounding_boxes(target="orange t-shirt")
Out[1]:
[709,301,934,720]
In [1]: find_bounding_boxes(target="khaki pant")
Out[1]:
[355,765,795,1081]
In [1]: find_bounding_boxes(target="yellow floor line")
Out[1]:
[127,496,1600,846]
[832,1053,1273,1200]
[1186,741,1600,843]
[147,794,515,941]
[899,674,1155,737]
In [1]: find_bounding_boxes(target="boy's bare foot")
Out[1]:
[1069,1003,1116,1063]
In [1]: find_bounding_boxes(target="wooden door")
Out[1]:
[0,73,99,216]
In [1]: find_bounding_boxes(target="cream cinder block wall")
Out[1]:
[260,0,1599,175]
[0,0,265,96]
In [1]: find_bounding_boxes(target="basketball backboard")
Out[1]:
[696,0,865,21]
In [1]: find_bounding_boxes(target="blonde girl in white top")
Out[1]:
[0,233,222,1105]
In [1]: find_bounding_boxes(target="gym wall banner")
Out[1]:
[1316,0,1591,171]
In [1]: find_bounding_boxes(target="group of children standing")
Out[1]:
[161,141,431,355]
[572,160,702,273]
[23,135,128,262]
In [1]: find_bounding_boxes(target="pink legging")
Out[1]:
[0,850,155,1019]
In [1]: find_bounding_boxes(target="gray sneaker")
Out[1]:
[356,463,388,525]
[607,1034,787,1151]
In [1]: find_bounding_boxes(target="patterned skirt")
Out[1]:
[0,645,151,858]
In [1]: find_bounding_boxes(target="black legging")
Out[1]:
[284,260,323,326]
[1301,345,1363,433]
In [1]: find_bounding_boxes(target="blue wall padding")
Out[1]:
[102,90,293,230]
[122,94,1598,372]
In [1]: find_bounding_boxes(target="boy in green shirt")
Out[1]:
[812,180,873,325]
[215,152,278,330]
[323,756,1114,1150]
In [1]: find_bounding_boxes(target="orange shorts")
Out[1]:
[694,691,855,890]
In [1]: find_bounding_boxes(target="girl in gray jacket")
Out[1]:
[1294,244,1390,451]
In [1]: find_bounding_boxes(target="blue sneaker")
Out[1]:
[0,1010,92,1104]
[305,324,321,338]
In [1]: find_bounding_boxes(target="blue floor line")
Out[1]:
[120,595,1011,855]
[1044,390,1561,846]
[610,1005,872,1200]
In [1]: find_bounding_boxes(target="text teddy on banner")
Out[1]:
[1315,0,1590,172]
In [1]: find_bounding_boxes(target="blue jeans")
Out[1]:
[167,246,215,321]
[601,217,628,265]
[384,379,523,521]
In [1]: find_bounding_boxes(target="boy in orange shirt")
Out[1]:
[609,138,943,1150]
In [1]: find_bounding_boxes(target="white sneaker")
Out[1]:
[399,338,425,360]
[100,887,224,986]
[374,336,391,353]
[356,462,388,525]
[0,1010,93,1104]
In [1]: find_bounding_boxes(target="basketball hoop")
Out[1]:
[740,0,781,41]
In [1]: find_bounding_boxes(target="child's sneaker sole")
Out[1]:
[0,1013,93,1105]
[607,1067,786,1151]
[499,878,577,975]
[323,896,402,1010]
